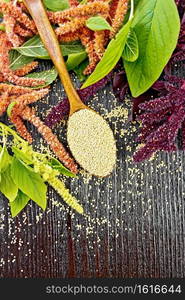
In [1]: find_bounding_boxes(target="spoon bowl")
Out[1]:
[67,108,117,177]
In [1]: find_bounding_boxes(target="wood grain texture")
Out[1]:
[0,62,185,278]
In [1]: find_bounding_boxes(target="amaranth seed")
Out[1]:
[67,109,117,177]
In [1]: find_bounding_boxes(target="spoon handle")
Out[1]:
[23,0,85,113]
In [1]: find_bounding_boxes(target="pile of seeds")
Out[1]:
[67,109,117,177]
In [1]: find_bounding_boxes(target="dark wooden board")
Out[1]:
[0,62,185,278]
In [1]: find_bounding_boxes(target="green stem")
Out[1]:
[129,0,134,20]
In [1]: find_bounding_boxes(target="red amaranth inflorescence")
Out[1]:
[133,76,185,162]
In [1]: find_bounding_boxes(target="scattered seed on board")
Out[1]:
[67,109,117,177]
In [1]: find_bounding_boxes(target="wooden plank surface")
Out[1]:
[0,62,185,278]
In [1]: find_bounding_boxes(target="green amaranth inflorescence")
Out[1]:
[33,158,84,215]
[0,122,84,215]
[48,177,84,215]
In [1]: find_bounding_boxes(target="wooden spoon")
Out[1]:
[24,0,117,177]
[23,0,87,116]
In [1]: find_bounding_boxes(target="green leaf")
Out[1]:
[133,0,141,8]
[14,36,85,59]
[61,41,85,56]
[0,146,12,172]
[10,190,30,218]
[73,59,88,82]
[11,158,47,210]
[86,16,112,31]
[12,146,33,165]
[66,51,87,71]
[48,158,76,178]
[43,0,69,12]
[79,0,87,4]
[122,28,139,62]
[9,50,35,70]
[14,35,51,59]
[82,19,132,88]
[0,165,18,202]
[25,67,58,88]
[124,0,180,97]
[0,24,5,31]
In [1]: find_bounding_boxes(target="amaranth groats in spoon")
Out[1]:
[24,0,117,177]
